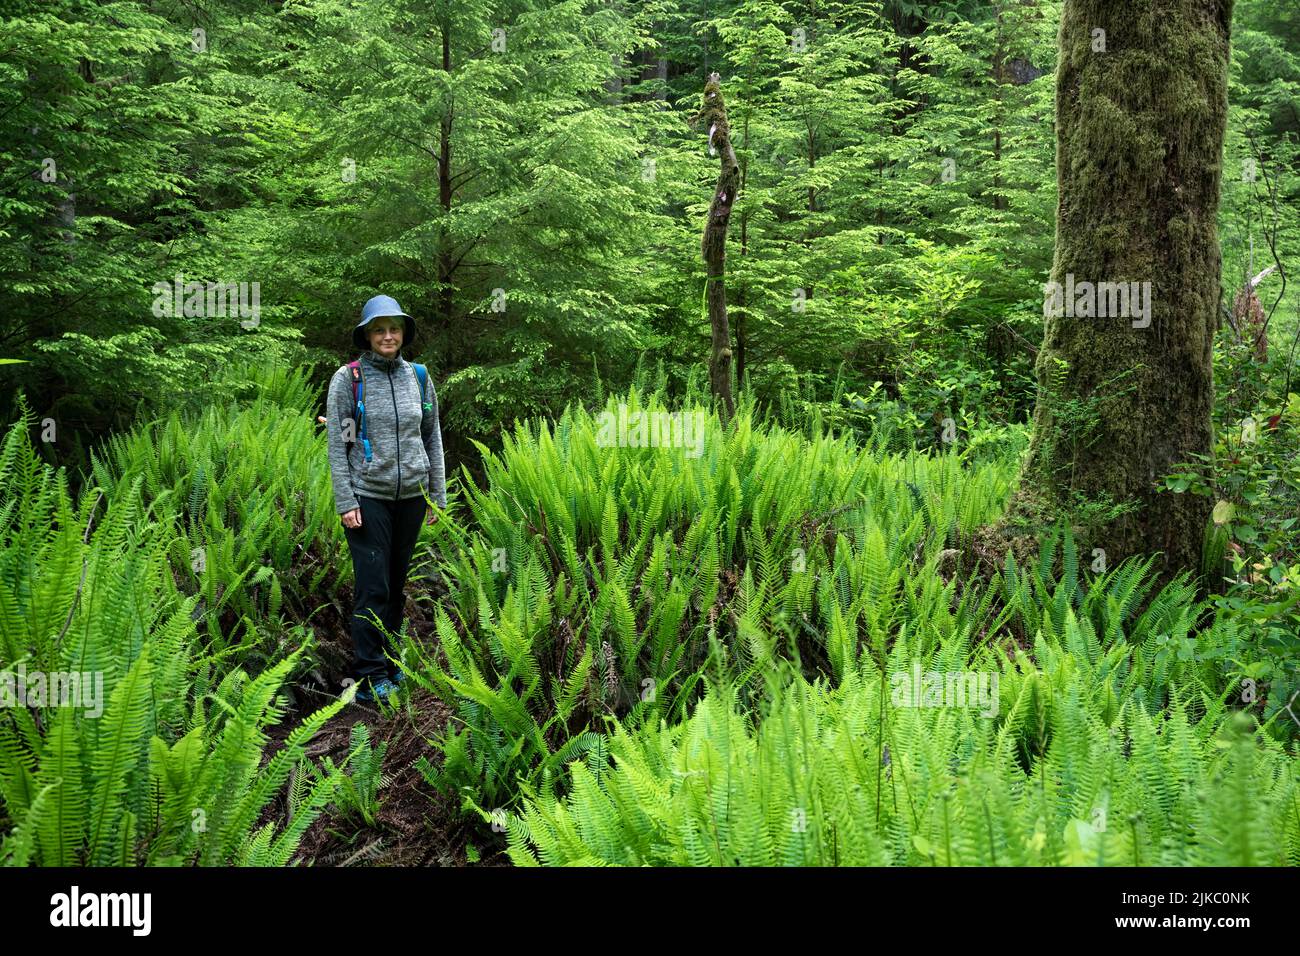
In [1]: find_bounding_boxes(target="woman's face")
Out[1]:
[367,317,403,358]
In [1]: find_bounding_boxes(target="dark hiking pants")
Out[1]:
[343,495,426,686]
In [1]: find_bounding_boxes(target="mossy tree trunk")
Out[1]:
[1006,0,1234,577]
[694,72,737,424]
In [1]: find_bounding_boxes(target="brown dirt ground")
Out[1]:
[260,574,513,868]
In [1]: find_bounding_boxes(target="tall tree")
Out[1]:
[273,0,661,442]
[1004,0,1235,576]
[0,0,297,456]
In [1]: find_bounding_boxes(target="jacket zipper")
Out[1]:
[387,364,401,499]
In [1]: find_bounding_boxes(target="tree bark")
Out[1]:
[437,22,455,337]
[694,72,737,423]
[736,103,750,388]
[992,5,1006,213]
[1004,0,1234,579]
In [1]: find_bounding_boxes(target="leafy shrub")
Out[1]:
[1165,377,1300,730]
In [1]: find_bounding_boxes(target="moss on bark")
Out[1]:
[995,0,1234,580]
[694,72,738,424]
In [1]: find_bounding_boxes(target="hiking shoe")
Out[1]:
[390,669,405,686]
[356,677,399,703]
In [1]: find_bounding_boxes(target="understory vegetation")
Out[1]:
[2,363,1296,866]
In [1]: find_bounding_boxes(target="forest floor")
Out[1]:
[261,578,509,867]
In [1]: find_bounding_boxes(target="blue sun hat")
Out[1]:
[353,294,415,351]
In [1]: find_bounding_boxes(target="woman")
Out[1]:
[325,294,446,702]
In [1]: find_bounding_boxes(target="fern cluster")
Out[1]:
[0,372,351,866]
[316,722,391,829]
[86,361,347,660]
[416,387,1015,810]
[506,630,1299,866]
[7,365,1291,868]
[420,389,1294,861]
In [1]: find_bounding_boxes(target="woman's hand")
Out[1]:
[341,508,362,529]
[426,504,440,526]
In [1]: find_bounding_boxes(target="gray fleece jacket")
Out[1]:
[326,351,447,515]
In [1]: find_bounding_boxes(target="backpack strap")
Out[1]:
[347,360,373,462]
[412,363,431,414]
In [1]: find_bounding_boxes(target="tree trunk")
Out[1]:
[437,23,455,336]
[606,52,624,99]
[695,72,737,423]
[1004,0,1234,579]
[736,106,750,388]
[991,3,1007,212]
